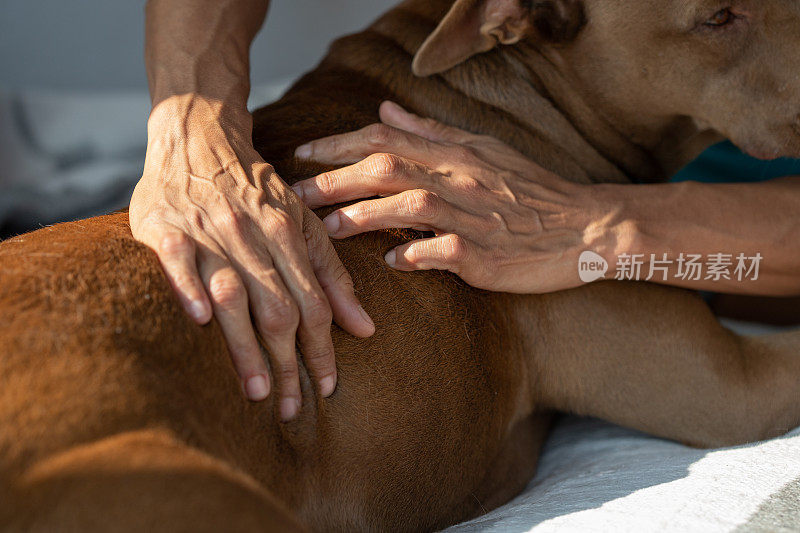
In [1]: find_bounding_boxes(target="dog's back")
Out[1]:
[0,20,547,530]
[0,193,540,533]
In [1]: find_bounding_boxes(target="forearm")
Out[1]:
[594,178,800,296]
[137,0,376,409]
[145,0,269,118]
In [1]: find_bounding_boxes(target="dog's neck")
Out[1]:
[499,45,725,182]
[357,1,723,185]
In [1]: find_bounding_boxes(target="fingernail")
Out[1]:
[244,374,270,401]
[384,249,397,266]
[383,101,401,112]
[384,101,411,117]
[295,144,312,159]
[280,397,301,421]
[320,375,336,397]
[291,184,305,200]
[188,300,208,322]
[323,212,341,235]
[358,305,375,329]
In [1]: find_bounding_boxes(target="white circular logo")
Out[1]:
[578,251,608,283]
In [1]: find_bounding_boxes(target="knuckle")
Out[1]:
[440,234,469,264]
[404,189,440,219]
[157,231,193,257]
[346,201,370,222]
[264,210,295,236]
[169,269,200,293]
[282,196,306,221]
[365,153,403,178]
[365,123,395,148]
[404,246,422,265]
[422,117,441,130]
[226,342,257,367]
[303,348,335,368]
[311,137,341,159]
[216,202,247,235]
[302,294,333,329]
[314,172,337,197]
[313,241,354,288]
[271,360,299,384]
[331,262,355,290]
[460,176,485,195]
[260,298,300,335]
[310,136,339,157]
[208,270,246,310]
[304,223,331,253]
[252,162,277,186]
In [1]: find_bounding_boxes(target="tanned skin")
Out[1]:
[135,1,800,421]
[133,0,375,415]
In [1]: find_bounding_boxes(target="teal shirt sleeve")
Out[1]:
[671,141,800,183]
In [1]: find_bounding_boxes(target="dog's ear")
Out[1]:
[412,0,585,77]
[412,0,530,77]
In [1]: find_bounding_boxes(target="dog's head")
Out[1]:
[413,0,800,161]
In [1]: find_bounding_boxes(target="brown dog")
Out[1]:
[2,0,800,531]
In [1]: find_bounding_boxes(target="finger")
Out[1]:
[378,101,478,145]
[196,244,271,403]
[303,217,375,340]
[254,210,339,400]
[235,256,305,420]
[380,101,524,164]
[294,122,437,167]
[292,153,434,209]
[385,233,477,276]
[143,225,212,324]
[322,189,466,239]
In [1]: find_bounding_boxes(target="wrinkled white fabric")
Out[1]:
[446,417,800,533]
[447,321,800,533]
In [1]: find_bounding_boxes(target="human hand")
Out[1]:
[292,101,619,294]
[130,95,375,419]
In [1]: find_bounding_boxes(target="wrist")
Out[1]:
[146,94,255,157]
[141,94,265,195]
[149,92,251,129]
[148,69,251,114]
[578,183,647,271]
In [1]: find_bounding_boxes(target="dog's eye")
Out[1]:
[704,8,735,27]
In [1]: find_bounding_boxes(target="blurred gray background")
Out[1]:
[0,0,398,237]
[0,0,398,91]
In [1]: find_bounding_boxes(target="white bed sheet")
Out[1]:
[445,320,800,533]
[445,417,800,533]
